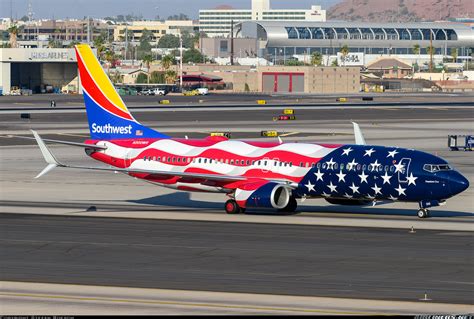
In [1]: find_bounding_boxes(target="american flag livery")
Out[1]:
[30,45,469,218]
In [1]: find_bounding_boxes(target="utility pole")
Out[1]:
[429,30,433,73]
[230,19,234,66]
[179,34,183,90]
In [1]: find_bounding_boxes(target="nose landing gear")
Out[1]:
[417,208,430,218]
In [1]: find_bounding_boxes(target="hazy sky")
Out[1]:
[0,0,340,20]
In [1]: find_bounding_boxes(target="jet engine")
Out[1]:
[236,182,292,210]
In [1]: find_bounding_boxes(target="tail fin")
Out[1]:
[75,44,169,140]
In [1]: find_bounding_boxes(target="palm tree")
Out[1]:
[7,24,21,48]
[165,70,177,84]
[339,45,349,66]
[310,52,323,66]
[450,48,458,63]
[142,54,154,83]
[104,49,116,76]
[161,54,175,70]
[412,44,420,73]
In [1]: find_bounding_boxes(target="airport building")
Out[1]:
[199,0,326,37]
[113,20,198,44]
[0,48,86,95]
[235,21,474,65]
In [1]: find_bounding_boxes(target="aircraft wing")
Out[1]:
[14,134,107,150]
[31,130,296,187]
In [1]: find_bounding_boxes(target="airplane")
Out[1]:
[31,44,469,219]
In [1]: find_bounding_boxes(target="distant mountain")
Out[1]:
[328,0,474,22]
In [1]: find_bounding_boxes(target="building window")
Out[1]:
[285,27,298,39]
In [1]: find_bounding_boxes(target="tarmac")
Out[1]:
[0,93,473,314]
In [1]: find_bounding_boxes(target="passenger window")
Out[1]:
[362,164,366,171]
[306,162,309,168]
[246,160,250,165]
[177,158,181,162]
[241,160,244,165]
[384,165,388,171]
[252,160,255,165]
[264,161,268,166]
[280,162,283,167]
[172,157,176,162]
[322,163,327,169]
[198,159,201,163]
[334,163,338,170]
[230,160,234,165]
[157,157,161,162]
[258,161,261,165]
[317,162,321,169]
[167,157,171,162]
[290,162,293,167]
[300,162,303,167]
[356,164,361,171]
[390,166,395,172]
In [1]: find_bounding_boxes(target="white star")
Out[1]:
[349,183,360,194]
[406,173,418,186]
[325,158,336,169]
[381,172,392,185]
[394,162,405,173]
[365,194,375,200]
[388,194,398,201]
[314,169,324,181]
[327,181,337,193]
[371,183,382,195]
[321,191,331,197]
[359,171,369,184]
[342,147,353,156]
[343,193,353,199]
[370,159,381,172]
[305,180,315,192]
[336,170,346,183]
[395,185,406,196]
[364,148,375,157]
[347,158,358,171]
[387,149,399,158]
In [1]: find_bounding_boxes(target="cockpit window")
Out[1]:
[423,164,452,173]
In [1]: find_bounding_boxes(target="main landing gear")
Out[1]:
[278,197,298,213]
[417,208,430,218]
[225,199,246,214]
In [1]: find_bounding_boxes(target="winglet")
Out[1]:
[352,122,366,145]
[31,130,63,178]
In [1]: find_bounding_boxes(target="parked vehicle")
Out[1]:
[196,88,209,95]
[153,88,167,96]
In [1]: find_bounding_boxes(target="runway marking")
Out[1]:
[279,132,299,137]
[57,133,89,138]
[0,292,385,315]
[13,103,35,105]
[426,107,449,111]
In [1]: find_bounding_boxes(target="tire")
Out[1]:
[225,199,241,214]
[417,209,429,218]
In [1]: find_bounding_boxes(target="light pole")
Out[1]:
[179,34,183,90]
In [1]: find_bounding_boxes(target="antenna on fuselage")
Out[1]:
[352,122,366,145]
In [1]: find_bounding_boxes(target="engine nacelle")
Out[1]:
[325,198,372,206]
[235,182,291,209]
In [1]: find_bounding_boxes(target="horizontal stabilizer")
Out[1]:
[15,135,107,150]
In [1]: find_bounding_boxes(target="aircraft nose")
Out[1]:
[449,171,470,196]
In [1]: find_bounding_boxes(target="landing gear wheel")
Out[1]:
[417,208,430,218]
[278,197,298,213]
[225,199,241,214]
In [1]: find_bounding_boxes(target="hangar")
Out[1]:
[0,48,81,95]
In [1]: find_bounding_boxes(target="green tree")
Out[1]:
[68,40,81,48]
[48,39,62,48]
[142,54,154,83]
[150,71,165,83]
[137,29,152,60]
[331,59,339,67]
[310,52,323,66]
[161,55,176,70]
[158,34,179,48]
[450,48,458,62]
[412,44,420,55]
[165,70,177,84]
[135,72,149,84]
[7,24,22,48]
[182,48,205,64]
[104,49,117,76]
[339,45,349,66]
[284,59,305,66]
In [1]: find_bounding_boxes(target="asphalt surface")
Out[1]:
[1,213,472,304]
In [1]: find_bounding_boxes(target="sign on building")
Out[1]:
[337,52,364,66]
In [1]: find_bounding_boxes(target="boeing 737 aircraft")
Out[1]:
[32,45,469,218]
